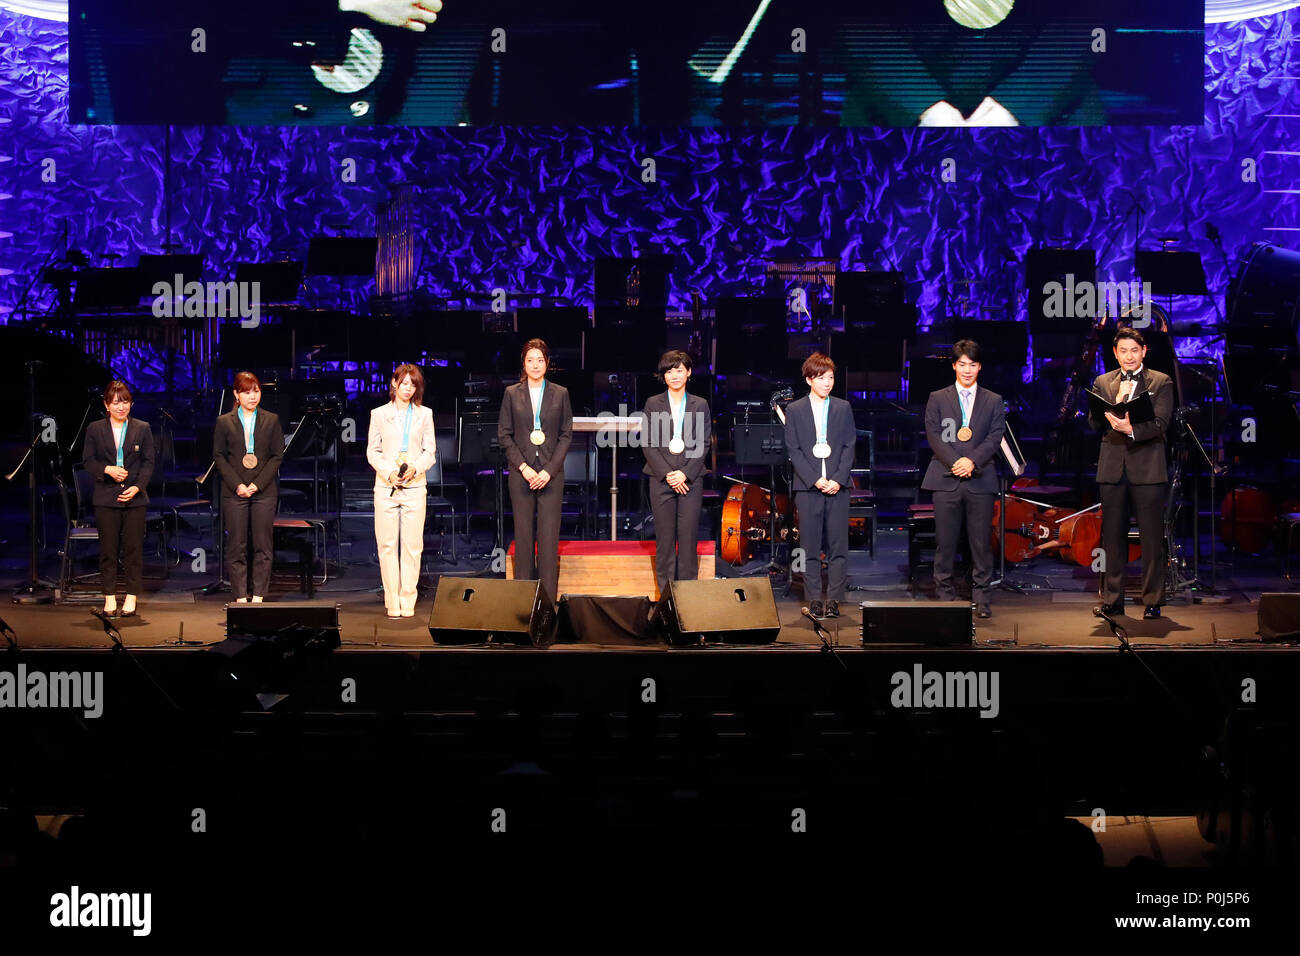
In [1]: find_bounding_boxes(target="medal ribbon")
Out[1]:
[399,402,413,454]
[116,419,128,467]
[532,380,546,433]
[670,392,685,444]
[238,407,258,456]
[960,389,972,428]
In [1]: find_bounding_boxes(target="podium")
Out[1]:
[573,415,641,541]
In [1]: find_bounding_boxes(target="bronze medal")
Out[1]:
[957,427,972,442]
[242,453,258,469]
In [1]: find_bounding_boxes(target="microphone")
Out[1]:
[1092,605,1128,642]
[389,462,409,497]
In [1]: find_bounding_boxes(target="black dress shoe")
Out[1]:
[824,600,840,619]
[809,600,825,619]
[1143,605,1162,620]
[977,603,991,619]
[1098,601,1124,616]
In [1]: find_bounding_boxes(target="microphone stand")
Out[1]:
[194,390,233,595]
[91,609,182,711]
[10,360,54,603]
[802,606,847,672]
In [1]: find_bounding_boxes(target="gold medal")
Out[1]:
[530,429,546,446]
[396,451,409,465]
[242,453,258,469]
[957,427,972,442]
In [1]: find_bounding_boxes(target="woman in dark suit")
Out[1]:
[82,380,155,617]
[641,349,711,599]
[498,338,572,604]
[214,371,284,603]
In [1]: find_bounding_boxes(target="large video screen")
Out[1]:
[69,1,1205,127]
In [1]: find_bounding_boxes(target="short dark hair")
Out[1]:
[1114,328,1145,348]
[233,371,261,393]
[519,338,550,382]
[801,352,835,380]
[657,349,693,379]
[389,363,425,405]
[102,380,132,406]
[951,340,981,364]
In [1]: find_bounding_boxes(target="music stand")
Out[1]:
[1026,248,1096,354]
[732,419,790,576]
[715,297,787,377]
[988,420,1046,594]
[459,415,506,553]
[137,253,203,290]
[1136,250,1208,297]
[305,237,379,276]
[235,261,304,303]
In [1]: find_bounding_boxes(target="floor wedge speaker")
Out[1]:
[655,578,782,646]
[428,578,556,646]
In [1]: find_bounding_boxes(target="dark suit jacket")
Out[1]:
[82,417,155,509]
[922,384,1006,494]
[214,408,284,497]
[1088,367,1173,485]
[499,380,574,477]
[784,395,855,492]
[640,392,711,483]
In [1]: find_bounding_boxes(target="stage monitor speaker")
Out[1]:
[655,578,781,646]
[224,601,341,641]
[428,578,556,647]
[860,601,973,646]
[1257,592,1300,642]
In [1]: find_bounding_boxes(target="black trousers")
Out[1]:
[95,505,145,595]
[932,483,996,604]
[508,471,563,603]
[649,477,703,597]
[1099,477,1167,607]
[224,492,277,599]
[794,488,851,602]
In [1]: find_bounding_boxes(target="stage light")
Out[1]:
[944,0,1015,30]
[1206,0,1300,21]
[0,2,67,22]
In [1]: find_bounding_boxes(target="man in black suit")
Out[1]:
[785,352,856,619]
[922,340,1006,618]
[1088,327,1173,619]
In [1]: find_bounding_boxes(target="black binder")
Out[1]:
[1086,388,1155,425]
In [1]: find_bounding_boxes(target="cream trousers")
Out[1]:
[374,483,426,613]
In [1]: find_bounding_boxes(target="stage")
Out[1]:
[0,580,1280,650]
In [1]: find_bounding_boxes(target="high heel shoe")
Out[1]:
[120,595,137,617]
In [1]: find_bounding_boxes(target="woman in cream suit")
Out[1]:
[367,363,437,617]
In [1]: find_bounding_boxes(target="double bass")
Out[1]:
[993,496,1140,567]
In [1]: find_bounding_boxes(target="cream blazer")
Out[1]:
[367,401,437,488]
